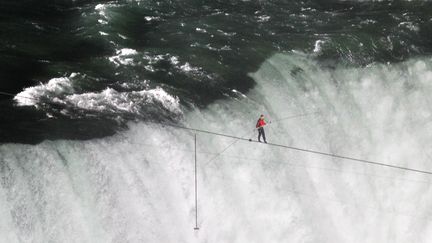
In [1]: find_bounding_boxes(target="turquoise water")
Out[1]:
[1,1,432,242]
[1,0,432,143]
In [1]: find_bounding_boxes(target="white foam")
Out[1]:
[95,4,108,19]
[144,16,160,21]
[195,28,207,33]
[220,45,232,51]
[64,87,181,115]
[94,4,105,11]
[109,48,138,66]
[232,89,247,98]
[118,48,138,56]
[169,56,179,65]
[179,62,200,73]
[14,73,180,117]
[141,53,205,76]
[217,29,236,36]
[360,19,377,25]
[142,53,166,64]
[144,65,155,72]
[117,33,128,39]
[98,19,108,25]
[256,15,271,22]
[398,21,419,32]
[14,75,75,106]
[313,40,325,53]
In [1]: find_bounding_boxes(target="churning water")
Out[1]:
[1,1,432,242]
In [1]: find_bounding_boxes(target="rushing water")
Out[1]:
[1,0,432,143]
[1,1,432,242]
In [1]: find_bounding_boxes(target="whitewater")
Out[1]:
[1,53,432,243]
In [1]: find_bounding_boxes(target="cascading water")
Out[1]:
[2,53,432,242]
[1,0,432,242]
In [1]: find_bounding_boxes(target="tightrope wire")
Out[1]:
[159,122,432,176]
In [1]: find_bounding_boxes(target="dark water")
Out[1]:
[1,0,431,143]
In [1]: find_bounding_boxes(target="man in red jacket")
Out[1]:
[256,114,267,143]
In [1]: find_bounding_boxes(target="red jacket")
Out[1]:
[256,119,266,128]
